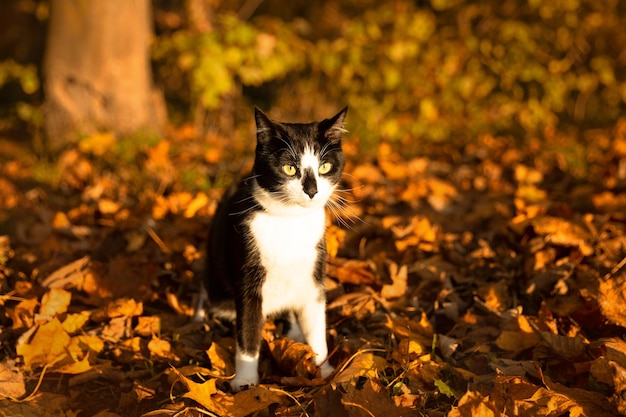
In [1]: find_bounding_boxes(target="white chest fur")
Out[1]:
[248,207,326,316]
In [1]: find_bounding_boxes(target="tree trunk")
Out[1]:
[43,0,166,149]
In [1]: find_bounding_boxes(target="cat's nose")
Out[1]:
[302,169,318,199]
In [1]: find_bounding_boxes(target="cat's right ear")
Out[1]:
[255,107,274,143]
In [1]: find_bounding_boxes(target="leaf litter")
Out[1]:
[2,121,626,416]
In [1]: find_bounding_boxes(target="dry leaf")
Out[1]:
[381,263,408,299]
[39,288,72,317]
[329,258,378,285]
[0,359,26,399]
[206,341,235,377]
[148,336,179,362]
[333,352,387,384]
[134,315,161,337]
[10,297,38,329]
[268,337,316,378]
[169,367,226,415]
[226,386,284,417]
[41,256,91,290]
[448,390,500,417]
[17,318,71,370]
[342,378,415,417]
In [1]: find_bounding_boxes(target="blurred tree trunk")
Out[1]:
[43,0,166,149]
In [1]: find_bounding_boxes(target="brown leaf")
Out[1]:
[226,386,284,417]
[597,274,626,328]
[267,337,316,378]
[329,258,378,285]
[0,359,26,399]
[41,256,91,290]
[9,297,38,330]
[342,378,415,417]
[327,291,376,319]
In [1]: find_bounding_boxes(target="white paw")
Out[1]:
[232,350,260,391]
[231,373,259,391]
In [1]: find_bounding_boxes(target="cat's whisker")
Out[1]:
[274,136,298,160]
[326,198,366,230]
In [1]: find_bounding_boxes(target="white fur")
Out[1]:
[233,351,260,390]
[232,150,335,388]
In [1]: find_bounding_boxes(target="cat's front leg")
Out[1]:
[232,296,264,390]
[297,296,335,379]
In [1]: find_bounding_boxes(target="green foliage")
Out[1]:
[153,13,308,112]
[0,59,40,95]
[310,0,626,146]
[153,0,626,151]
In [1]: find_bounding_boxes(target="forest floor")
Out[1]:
[1,120,626,417]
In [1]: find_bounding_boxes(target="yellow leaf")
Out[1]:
[17,318,70,370]
[148,336,179,361]
[62,311,91,334]
[134,316,161,337]
[170,367,227,415]
[98,198,120,215]
[206,341,234,377]
[79,132,116,156]
[381,263,408,299]
[184,192,209,218]
[227,386,284,417]
[10,297,38,329]
[40,288,72,317]
[55,353,92,375]
[333,352,387,383]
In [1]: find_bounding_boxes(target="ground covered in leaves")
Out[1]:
[2,120,626,417]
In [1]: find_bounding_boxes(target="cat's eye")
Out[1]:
[318,162,332,175]
[282,164,297,176]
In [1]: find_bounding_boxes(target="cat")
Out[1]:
[205,106,348,390]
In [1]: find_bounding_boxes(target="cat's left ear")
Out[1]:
[254,107,275,143]
[320,106,348,143]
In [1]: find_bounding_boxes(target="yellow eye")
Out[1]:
[282,164,297,176]
[318,162,332,175]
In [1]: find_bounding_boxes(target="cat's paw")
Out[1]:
[319,362,335,379]
[230,373,259,391]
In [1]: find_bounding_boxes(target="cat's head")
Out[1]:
[252,107,347,212]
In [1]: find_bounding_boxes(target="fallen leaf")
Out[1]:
[226,386,284,417]
[17,317,71,370]
[39,288,72,317]
[0,359,26,399]
[267,337,316,378]
[381,263,408,299]
[41,256,91,290]
[448,390,500,417]
[169,366,227,415]
[333,352,387,384]
[134,315,161,337]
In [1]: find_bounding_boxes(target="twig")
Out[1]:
[602,254,626,281]
[334,348,387,377]
[342,400,376,417]
[269,387,310,417]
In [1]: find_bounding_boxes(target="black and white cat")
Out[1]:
[205,107,347,390]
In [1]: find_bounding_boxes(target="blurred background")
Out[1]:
[1,0,625,157]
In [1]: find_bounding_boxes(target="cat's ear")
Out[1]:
[254,107,275,142]
[320,107,348,143]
